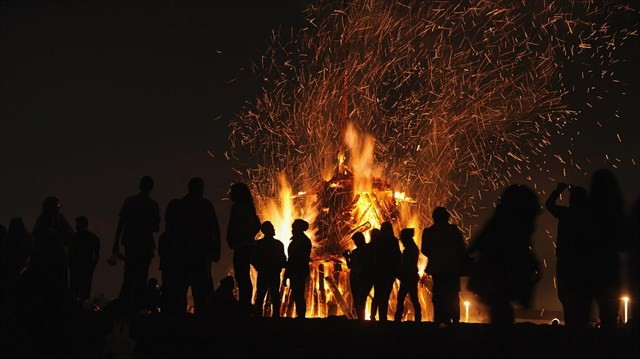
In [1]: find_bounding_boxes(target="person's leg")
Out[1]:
[432,274,443,323]
[449,275,461,323]
[233,246,253,307]
[69,261,79,300]
[409,278,421,322]
[254,273,268,317]
[133,255,152,312]
[292,276,307,318]
[377,278,393,322]
[269,274,281,318]
[191,255,213,315]
[395,279,409,321]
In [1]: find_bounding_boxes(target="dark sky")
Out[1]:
[1,1,638,312]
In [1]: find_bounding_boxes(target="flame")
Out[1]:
[259,174,317,255]
[253,124,428,319]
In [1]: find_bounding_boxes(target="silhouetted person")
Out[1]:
[372,222,401,321]
[158,230,184,314]
[468,185,541,330]
[585,169,625,336]
[628,197,639,358]
[111,176,160,312]
[211,276,240,318]
[545,183,590,337]
[226,182,261,307]
[31,197,74,292]
[144,278,161,312]
[69,216,100,303]
[164,177,221,315]
[284,219,312,318]
[395,228,421,322]
[253,221,286,317]
[344,232,373,320]
[1,218,32,304]
[368,228,381,320]
[422,207,467,325]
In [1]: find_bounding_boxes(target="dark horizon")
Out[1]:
[1,0,639,314]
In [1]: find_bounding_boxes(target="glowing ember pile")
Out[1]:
[229,0,636,319]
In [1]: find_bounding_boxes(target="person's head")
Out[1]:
[75,216,89,232]
[495,184,540,232]
[292,219,309,235]
[400,228,415,245]
[7,218,28,238]
[188,177,205,197]
[261,221,276,237]
[432,207,450,225]
[589,169,623,211]
[351,232,366,248]
[370,228,381,243]
[42,196,61,216]
[148,278,158,288]
[229,182,255,207]
[218,276,235,293]
[380,222,394,238]
[139,176,154,194]
[569,186,588,207]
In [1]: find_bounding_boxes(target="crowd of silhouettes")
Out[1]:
[1,169,638,357]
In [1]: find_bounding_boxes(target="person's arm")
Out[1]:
[152,202,160,233]
[110,200,127,265]
[545,183,567,219]
[94,234,101,266]
[226,206,238,249]
[420,230,430,257]
[113,217,124,254]
[210,202,221,263]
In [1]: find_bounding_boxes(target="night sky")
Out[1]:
[1,1,638,313]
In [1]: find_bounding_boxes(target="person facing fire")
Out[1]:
[31,196,74,292]
[344,231,374,320]
[69,216,100,303]
[165,177,221,315]
[253,221,286,317]
[226,182,261,308]
[372,222,401,321]
[422,207,467,325]
[545,182,589,338]
[395,228,421,322]
[110,176,161,312]
[284,219,312,318]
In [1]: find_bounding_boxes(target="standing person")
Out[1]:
[2,219,33,285]
[69,216,100,303]
[31,197,74,293]
[226,182,261,308]
[395,228,421,322]
[468,185,541,331]
[545,183,590,337]
[1,218,33,304]
[110,176,161,312]
[422,207,467,325]
[164,177,221,315]
[284,219,312,318]
[344,232,373,320]
[368,227,381,320]
[372,222,401,322]
[585,169,625,336]
[252,221,286,317]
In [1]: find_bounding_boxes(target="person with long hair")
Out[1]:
[372,222,401,321]
[226,182,261,307]
[585,169,626,335]
[468,185,541,329]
